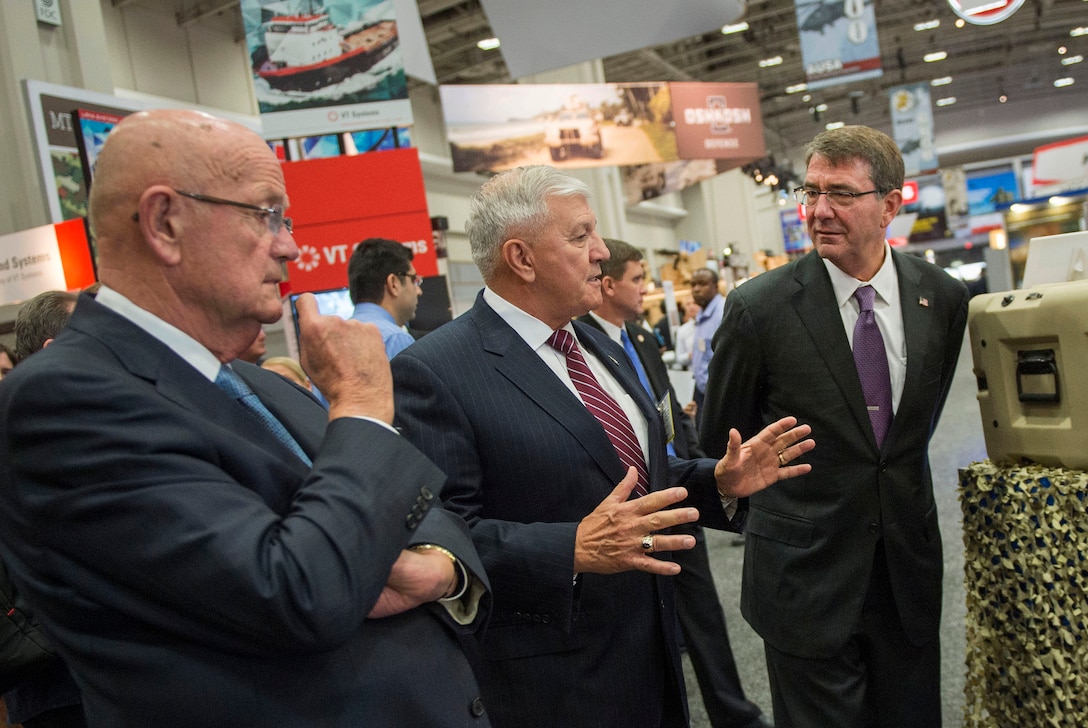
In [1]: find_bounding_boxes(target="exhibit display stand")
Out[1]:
[959,460,1088,726]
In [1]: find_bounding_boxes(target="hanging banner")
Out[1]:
[241,0,412,139]
[796,0,882,90]
[889,82,938,177]
[280,148,434,294]
[440,82,764,175]
[669,82,765,162]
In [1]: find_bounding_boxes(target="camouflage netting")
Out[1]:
[959,461,1088,727]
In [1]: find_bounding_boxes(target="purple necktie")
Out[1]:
[548,329,649,497]
[852,286,893,448]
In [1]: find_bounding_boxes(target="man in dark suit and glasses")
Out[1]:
[701,125,969,727]
[0,109,490,728]
[390,165,815,728]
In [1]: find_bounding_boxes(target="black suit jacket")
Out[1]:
[700,249,968,659]
[392,293,738,728]
[0,295,490,727]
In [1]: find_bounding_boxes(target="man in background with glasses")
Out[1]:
[701,125,968,727]
[346,237,422,359]
[0,109,490,727]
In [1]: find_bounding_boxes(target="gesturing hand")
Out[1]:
[713,416,815,499]
[574,467,699,576]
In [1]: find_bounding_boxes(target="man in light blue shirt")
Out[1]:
[347,238,421,359]
[690,267,724,426]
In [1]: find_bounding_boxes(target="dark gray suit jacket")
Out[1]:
[701,249,968,659]
[392,293,738,728]
[0,294,490,727]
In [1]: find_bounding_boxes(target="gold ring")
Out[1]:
[777,450,787,468]
[641,535,654,552]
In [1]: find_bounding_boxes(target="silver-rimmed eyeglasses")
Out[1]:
[793,187,879,208]
[173,189,293,234]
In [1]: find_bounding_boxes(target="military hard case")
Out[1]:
[968,280,1088,470]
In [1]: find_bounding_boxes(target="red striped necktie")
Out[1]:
[548,329,649,496]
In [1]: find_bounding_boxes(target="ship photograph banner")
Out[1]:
[795,0,882,90]
[241,0,412,139]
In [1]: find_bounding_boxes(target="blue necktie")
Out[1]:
[620,328,676,457]
[215,365,312,466]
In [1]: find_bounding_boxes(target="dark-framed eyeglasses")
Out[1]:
[398,272,422,287]
[793,187,880,208]
[130,189,293,234]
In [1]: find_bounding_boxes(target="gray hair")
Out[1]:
[804,125,905,196]
[465,166,590,282]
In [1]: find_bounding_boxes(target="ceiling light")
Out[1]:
[955,18,966,28]
[722,22,749,34]
[931,76,953,86]
[759,56,783,68]
[1071,27,1088,37]
[1054,77,1075,87]
[786,83,809,94]
[936,96,957,106]
[1010,203,1031,213]
[998,93,1008,102]
[815,103,828,112]
[477,37,500,50]
[914,19,940,31]
[802,94,812,102]
[1061,55,1083,65]
[924,51,948,62]
[825,121,845,130]
[1058,46,1068,54]
[1049,196,1073,205]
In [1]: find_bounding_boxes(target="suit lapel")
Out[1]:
[472,299,661,490]
[70,297,313,474]
[791,252,877,449]
[888,251,935,448]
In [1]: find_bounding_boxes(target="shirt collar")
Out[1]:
[588,311,623,344]
[482,286,563,351]
[823,242,897,309]
[95,285,223,381]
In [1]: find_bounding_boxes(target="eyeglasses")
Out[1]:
[793,187,880,208]
[173,190,293,234]
[398,272,422,287]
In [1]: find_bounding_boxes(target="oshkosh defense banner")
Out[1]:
[440,81,764,175]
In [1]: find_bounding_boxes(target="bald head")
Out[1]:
[90,110,261,257]
[89,109,297,362]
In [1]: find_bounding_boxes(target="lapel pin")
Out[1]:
[636,333,645,343]
[918,297,929,307]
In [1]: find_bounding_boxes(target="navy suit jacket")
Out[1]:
[701,249,968,659]
[0,295,490,727]
[391,293,737,728]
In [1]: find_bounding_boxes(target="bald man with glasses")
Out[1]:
[0,109,491,728]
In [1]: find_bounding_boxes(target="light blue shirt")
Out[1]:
[691,293,724,393]
[350,302,415,360]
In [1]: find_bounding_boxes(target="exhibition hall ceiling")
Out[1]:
[152,0,1088,166]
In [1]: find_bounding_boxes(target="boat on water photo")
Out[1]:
[254,9,399,93]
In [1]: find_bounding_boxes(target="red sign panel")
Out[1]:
[280,148,435,294]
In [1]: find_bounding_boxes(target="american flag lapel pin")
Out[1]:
[919,297,929,308]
